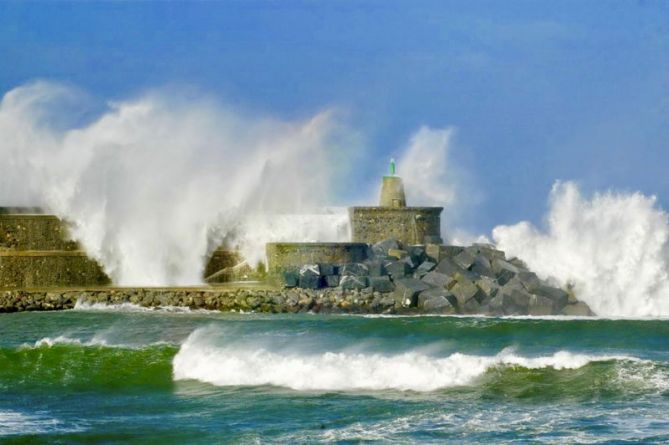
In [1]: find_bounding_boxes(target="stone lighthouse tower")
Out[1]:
[348,160,443,246]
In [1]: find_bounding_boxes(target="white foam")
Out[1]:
[0,410,84,436]
[0,81,356,285]
[494,181,669,317]
[172,329,637,392]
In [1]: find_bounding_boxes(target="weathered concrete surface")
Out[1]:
[349,207,442,245]
[0,252,110,288]
[0,214,78,251]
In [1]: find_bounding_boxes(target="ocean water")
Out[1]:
[0,307,667,444]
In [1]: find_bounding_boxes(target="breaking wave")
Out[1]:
[493,182,669,317]
[172,328,665,393]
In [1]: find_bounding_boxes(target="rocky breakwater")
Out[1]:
[283,239,594,316]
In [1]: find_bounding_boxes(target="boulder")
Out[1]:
[283,270,299,288]
[517,271,542,293]
[562,302,594,316]
[425,244,443,262]
[492,259,519,286]
[509,257,528,270]
[393,278,431,307]
[324,275,340,288]
[475,276,499,301]
[340,275,369,290]
[372,238,401,257]
[471,255,495,278]
[528,295,554,316]
[369,276,395,293]
[442,246,465,258]
[453,249,477,270]
[421,270,455,288]
[450,275,486,308]
[415,260,436,278]
[299,265,322,289]
[318,263,336,276]
[388,248,409,259]
[499,280,532,314]
[340,263,369,277]
[417,287,456,312]
[407,245,427,265]
[435,257,464,277]
[532,285,569,310]
[386,260,411,279]
[365,260,387,277]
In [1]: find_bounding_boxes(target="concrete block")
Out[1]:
[533,285,569,309]
[528,295,554,316]
[365,260,387,277]
[325,275,340,287]
[416,260,436,275]
[370,276,395,293]
[340,263,369,277]
[372,238,401,257]
[450,276,485,307]
[283,270,299,288]
[421,270,455,288]
[340,275,369,290]
[435,257,463,276]
[561,302,594,316]
[517,271,542,293]
[453,249,477,270]
[393,278,431,307]
[386,260,410,279]
[442,246,465,258]
[492,259,519,286]
[388,248,409,259]
[471,255,495,278]
[299,264,322,288]
[408,245,427,265]
[318,263,336,276]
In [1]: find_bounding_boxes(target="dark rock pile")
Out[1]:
[282,239,593,316]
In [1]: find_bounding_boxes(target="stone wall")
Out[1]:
[0,214,78,251]
[349,207,443,245]
[266,242,369,283]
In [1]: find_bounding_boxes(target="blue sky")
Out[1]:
[1,0,668,234]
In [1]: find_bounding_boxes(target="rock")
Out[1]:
[386,260,411,279]
[299,264,322,289]
[415,260,436,278]
[517,271,542,293]
[471,255,495,278]
[372,238,401,257]
[388,248,409,259]
[492,259,519,286]
[562,302,594,316]
[407,245,427,265]
[417,287,456,312]
[435,257,464,276]
[340,263,369,277]
[450,275,486,308]
[528,295,554,316]
[453,249,477,270]
[442,246,465,258]
[283,269,299,288]
[324,275,340,287]
[421,270,455,288]
[370,276,395,293]
[393,278,431,307]
[425,244,442,262]
[509,257,528,270]
[532,285,569,310]
[340,275,369,290]
[318,263,336,276]
[475,276,499,301]
[365,260,387,277]
[499,280,532,314]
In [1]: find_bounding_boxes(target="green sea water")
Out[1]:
[0,305,667,444]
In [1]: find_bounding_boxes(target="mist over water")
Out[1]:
[0,82,355,285]
[493,182,669,317]
[2,81,669,316]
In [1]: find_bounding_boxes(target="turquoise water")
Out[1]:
[0,307,667,444]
